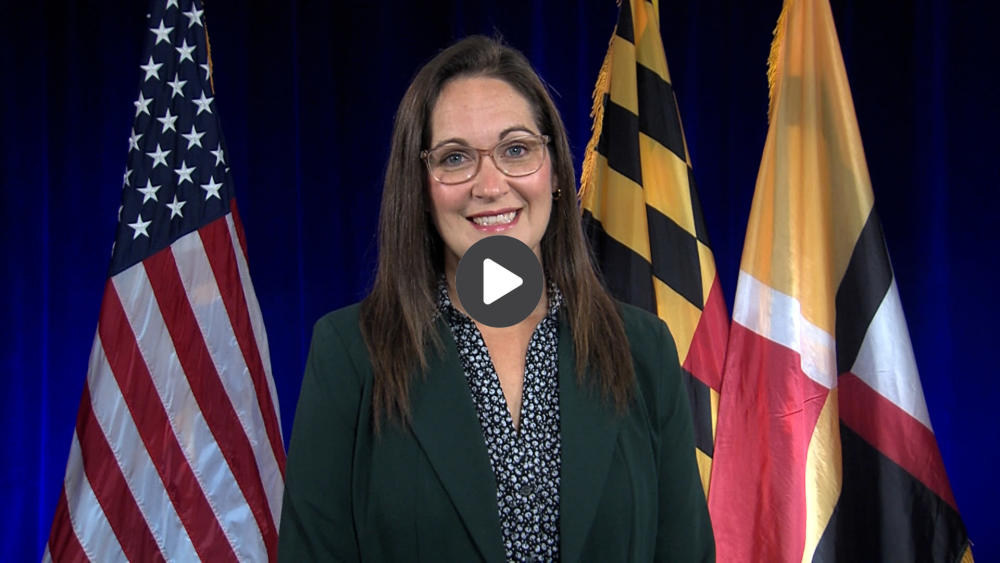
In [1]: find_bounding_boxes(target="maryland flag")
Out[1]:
[707,0,972,560]
[580,0,728,495]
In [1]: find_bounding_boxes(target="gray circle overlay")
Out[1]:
[455,235,544,328]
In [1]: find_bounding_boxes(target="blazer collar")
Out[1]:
[408,318,506,562]
[407,313,621,563]
[556,312,623,562]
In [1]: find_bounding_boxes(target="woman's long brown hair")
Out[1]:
[360,35,633,431]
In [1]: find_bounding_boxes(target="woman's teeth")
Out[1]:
[471,211,517,226]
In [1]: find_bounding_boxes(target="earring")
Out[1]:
[553,187,562,201]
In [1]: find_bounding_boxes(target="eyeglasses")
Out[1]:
[420,134,551,185]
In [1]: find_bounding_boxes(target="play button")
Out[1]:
[483,259,522,305]
[456,236,543,327]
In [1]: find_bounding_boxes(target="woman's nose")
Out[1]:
[471,155,509,198]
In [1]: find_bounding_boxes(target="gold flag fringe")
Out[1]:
[202,8,215,95]
[960,543,975,563]
[766,0,791,120]
[578,30,615,204]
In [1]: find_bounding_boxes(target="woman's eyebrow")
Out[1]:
[429,126,537,150]
[428,137,470,150]
[498,125,535,139]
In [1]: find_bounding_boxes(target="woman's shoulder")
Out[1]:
[612,301,683,403]
[307,301,370,372]
[314,301,364,334]
[614,300,676,356]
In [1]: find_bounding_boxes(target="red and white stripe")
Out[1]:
[839,279,957,509]
[712,272,960,562]
[710,271,837,563]
[46,213,285,562]
[847,280,930,427]
[731,271,838,390]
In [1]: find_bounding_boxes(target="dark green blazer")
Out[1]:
[278,301,714,562]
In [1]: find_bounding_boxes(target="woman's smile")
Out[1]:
[467,208,521,231]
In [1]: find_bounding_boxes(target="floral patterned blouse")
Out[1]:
[437,279,563,562]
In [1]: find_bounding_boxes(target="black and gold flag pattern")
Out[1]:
[580,0,728,495]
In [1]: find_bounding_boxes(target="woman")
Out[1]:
[278,35,714,562]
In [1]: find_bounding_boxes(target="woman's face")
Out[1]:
[426,75,554,276]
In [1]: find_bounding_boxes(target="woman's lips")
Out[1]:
[468,209,520,233]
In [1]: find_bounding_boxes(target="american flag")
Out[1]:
[44,0,285,560]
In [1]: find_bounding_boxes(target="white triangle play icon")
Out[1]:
[483,258,523,305]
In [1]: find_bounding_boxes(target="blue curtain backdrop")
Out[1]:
[2,1,996,560]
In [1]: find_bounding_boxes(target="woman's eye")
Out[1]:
[502,143,530,159]
[438,151,471,168]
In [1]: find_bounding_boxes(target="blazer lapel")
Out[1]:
[558,314,622,562]
[408,319,506,563]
